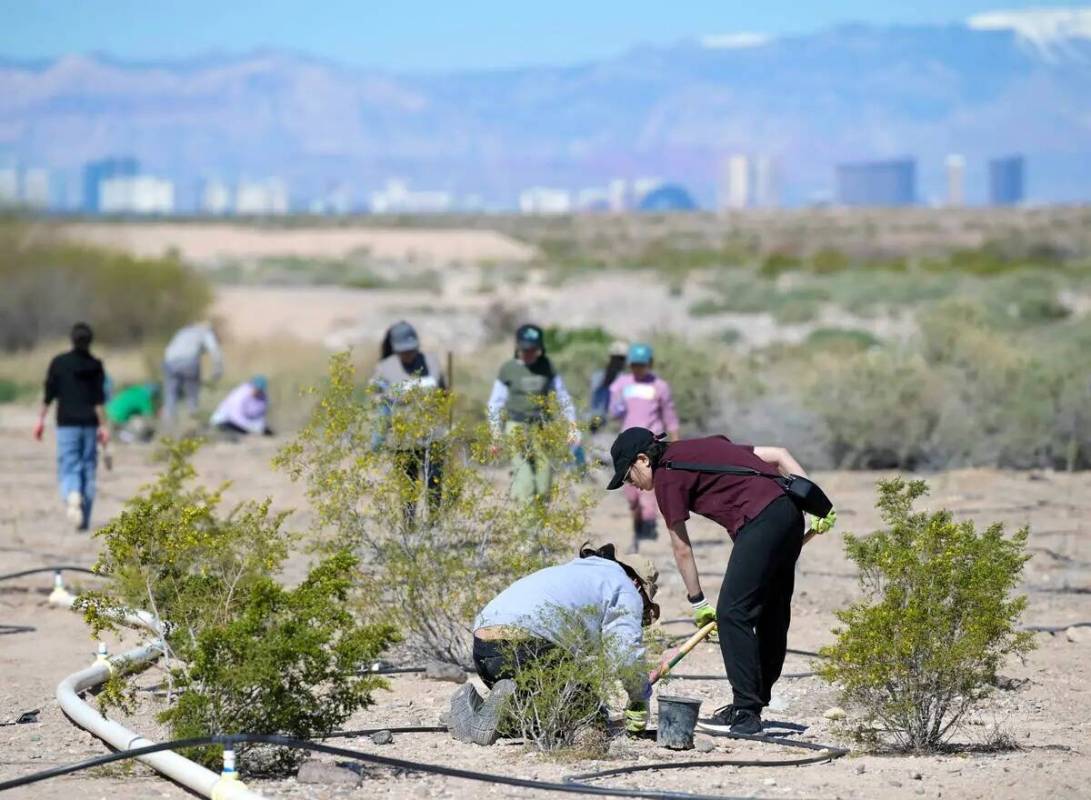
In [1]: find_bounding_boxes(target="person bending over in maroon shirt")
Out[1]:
[606,426,827,736]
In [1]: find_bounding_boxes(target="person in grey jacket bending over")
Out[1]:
[162,321,223,426]
[448,542,660,745]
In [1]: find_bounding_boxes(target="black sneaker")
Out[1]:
[729,709,763,736]
[696,704,739,733]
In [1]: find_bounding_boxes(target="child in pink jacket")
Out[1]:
[608,343,680,551]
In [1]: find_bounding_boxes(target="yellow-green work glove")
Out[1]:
[813,510,837,536]
[625,703,648,735]
[692,597,717,628]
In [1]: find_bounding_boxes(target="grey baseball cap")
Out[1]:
[389,321,420,353]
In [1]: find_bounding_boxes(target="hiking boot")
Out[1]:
[448,683,483,743]
[65,491,83,529]
[470,679,516,746]
[696,703,740,733]
[729,709,763,736]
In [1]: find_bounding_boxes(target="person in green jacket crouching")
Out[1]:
[105,382,158,443]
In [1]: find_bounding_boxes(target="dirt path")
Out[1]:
[2,404,1089,799]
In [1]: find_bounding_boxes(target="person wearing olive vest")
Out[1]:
[487,324,579,502]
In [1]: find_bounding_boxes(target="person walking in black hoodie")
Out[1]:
[33,322,108,531]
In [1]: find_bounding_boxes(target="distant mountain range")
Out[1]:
[2,9,1090,207]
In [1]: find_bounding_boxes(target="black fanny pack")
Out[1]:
[664,460,833,519]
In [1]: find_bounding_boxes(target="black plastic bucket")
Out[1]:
[656,695,702,750]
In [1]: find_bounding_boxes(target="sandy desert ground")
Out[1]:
[2,400,1090,800]
[61,223,537,265]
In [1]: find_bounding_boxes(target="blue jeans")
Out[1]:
[56,426,97,529]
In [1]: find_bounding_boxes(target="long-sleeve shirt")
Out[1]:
[43,349,105,427]
[474,556,647,698]
[105,384,156,424]
[486,374,576,435]
[164,324,223,379]
[210,383,268,434]
[608,372,679,436]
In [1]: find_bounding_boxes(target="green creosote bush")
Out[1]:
[498,605,649,754]
[276,352,593,667]
[77,438,399,773]
[818,478,1034,752]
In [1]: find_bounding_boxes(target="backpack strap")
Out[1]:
[664,460,784,483]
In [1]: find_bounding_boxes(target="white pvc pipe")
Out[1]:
[51,583,266,800]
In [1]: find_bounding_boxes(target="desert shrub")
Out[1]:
[276,353,593,666]
[918,303,1091,468]
[0,219,211,351]
[981,272,1070,325]
[772,296,821,324]
[760,251,803,277]
[805,328,881,353]
[501,605,648,753]
[78,439,398,773]
[819,478,1034,752]
[0,377,34,404]
[811,248,851,274]
[543,325,612,353]
[808,349,942,468]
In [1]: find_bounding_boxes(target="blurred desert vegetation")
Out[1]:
[2,208,1089,470]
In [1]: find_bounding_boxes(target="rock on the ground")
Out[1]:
[296,759,361,786]
[694,736,716,753]
[371,729,394,745]
[855,763,866,775]
[1066,626,1089,644]
[824,706,847,720]
[424,661,468,683]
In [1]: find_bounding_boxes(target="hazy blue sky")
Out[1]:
[2,1,1085,70]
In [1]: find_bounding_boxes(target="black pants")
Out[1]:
[716,495,804,713]
[216,421,274,436]
[472,635,555,689]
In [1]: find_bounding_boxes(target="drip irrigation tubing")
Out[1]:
[0,731,844,800]
[0,565,98,581]
[0,623,36,635]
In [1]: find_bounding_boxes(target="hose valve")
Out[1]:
[49,571,68,604]
[95,641,109,663]
[221,748,237,780]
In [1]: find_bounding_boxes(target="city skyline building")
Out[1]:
[721,154,749,211]
[518,186,572,214]
[946,154,965,207]
[0,165,17,205]
[200,178,232,215]
[989,155,1025,206]
[835,158,916,206]
[235,178,289,215]
[22,168,50,209]
[369,178,451,214]
[99,174,175,214]
[753,156,779,208]
[83,157,139,213]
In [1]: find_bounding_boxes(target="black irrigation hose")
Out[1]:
[0,565,98,581]
[0,624,36,635]
[0,732,843,800]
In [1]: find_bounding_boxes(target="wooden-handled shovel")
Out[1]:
[649,622,717,685]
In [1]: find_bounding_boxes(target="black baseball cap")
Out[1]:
[515,323,545,351]
[606,427,660,490]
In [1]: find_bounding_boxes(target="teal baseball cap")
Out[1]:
[628,343,653,365]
